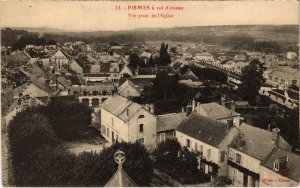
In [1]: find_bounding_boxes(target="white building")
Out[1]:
[176,112,239,176]
[227,125,291,187]
[260,147,300,187]
[100,94,157,149]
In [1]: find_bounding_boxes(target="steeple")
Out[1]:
[104,150,137,187]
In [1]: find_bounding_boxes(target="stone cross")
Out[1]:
[114,150,126,169]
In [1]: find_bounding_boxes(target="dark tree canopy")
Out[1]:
[8,106,153,186]
[238,59,265,103]
[159,42,172,66]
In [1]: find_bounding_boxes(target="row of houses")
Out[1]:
[98,94,300,186]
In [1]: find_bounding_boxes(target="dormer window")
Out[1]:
[274,162,280,171]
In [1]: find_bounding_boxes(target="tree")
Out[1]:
[238,59,265,103]
[152,139,205,182]
[159,42,171,66]
[46,100,92,140]
[72,142,153,186]
[153,71,178,100]
[128,52,142,70]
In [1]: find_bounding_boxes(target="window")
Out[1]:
[274,162,279,171]
[173,131,176,138]
[200,145,203,153]
[220,151,225,162]
[111,118,114,126]
[138,138,144,144]
[160,133,166,142]
[107,128,109,138]
[236,153,241,164]
[229,150,234,161]
[139,124,144,133]
[195,143,198,151]
[186,139,191,148]
[138,115,145,119]
[207,149,211,159]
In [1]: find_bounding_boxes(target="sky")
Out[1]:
[0,1,298,31]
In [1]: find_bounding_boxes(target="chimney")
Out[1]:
[272,128,280,147]
[196,102,201,113]
[231,102,235,112]
[238,133,246,148]
[227,119,233,132]
[192,98,196,111]
[186,105,192,117]
[45,79,50,86]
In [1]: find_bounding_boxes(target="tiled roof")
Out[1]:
[118,80,141,94]
[199,102,240,120]
[176,112,233,148]
[118,78,154,88]
[100,95,148,122]
[180,68,199,81]
[229,123,291,161]
[262,147,300,182]
[157,113,186,132]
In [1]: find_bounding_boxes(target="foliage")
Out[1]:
[46,100,92,140]
[153,139,204,182]
[8,108,60,165]
[71,142,153,186]
[190,65,227,84]
[153,71,179,100]
[9,106,153,186]
[159,42,171,66]
[238,59,265,104]
[128,52,142,70]
[122,73,132,78]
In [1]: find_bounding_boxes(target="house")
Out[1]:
[69,60,83,74]
[137,65,176,78]
[176,112,239,176]
[234,54,247,61]
[119,64,133,78]
[19,64,45,82]
[287,52,297,60]
[7,50,32,67]
[118,78,154,96]
[267,67,300,87]
[193,102,241,127]
[2,94,45,126]
[100,95,157,149]
[50,49,71,71]
[70,82,116,108]
[22,72,71,97]
[83,62,120,82]
[194,52,214,62]
[227,125,291,187]
[234,61,248,74]
[156,113,186,143]
[118,80,141,98]
[260,147,300,187]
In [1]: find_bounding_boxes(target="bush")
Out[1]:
[9,106,152,186]
[46,101,92,140]
[153,139,206,184]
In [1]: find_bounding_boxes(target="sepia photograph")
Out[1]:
[0,0,299,187]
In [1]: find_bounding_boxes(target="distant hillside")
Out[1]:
[2,25,298,47]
